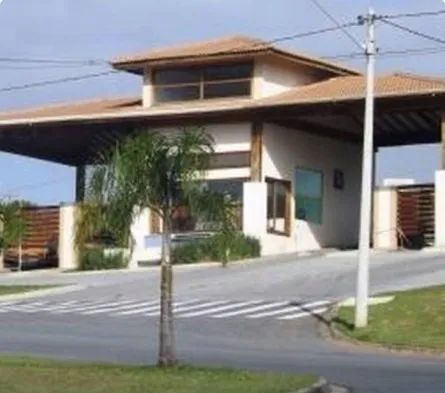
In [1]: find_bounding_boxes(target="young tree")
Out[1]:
[0,200,27,270]
[85,128,216,366]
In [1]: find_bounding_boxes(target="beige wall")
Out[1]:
[253,57,324,98]
[435,170,445,249]
[373,187,398,250]
[261,123,362,252]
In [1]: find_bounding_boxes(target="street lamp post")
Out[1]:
[355,9,377,329]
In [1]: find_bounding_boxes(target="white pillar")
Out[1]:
[373,187,398,250]
[58,204,78,270]
[128,207,151,269]
[243,182,267,249]
[435,170,445,249]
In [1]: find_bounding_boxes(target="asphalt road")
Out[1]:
[0,250,444,393]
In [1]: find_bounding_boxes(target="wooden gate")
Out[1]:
[5,206,60,269]
[397,184,435,249]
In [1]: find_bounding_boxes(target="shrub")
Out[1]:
[79,246,129,271]
[171,233,260,265]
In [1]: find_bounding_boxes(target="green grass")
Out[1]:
[0,285,57,296]
[335,284,445,351]
[0,357,315,393]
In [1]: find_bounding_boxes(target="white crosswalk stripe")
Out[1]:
[0,297,330,321]
[81,300,159,315]
[178,300,263,318]
[144,300,228,316]
[246,300,330,319]
[277,307,329,320]
[211,301,289,318]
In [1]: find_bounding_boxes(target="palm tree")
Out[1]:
[84,128,219,366]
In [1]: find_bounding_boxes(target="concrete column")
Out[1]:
[128,207,151,269]
[435,170,445,249]
[441,113,445,169]
[75,166,86,202]
[142,69,154,107]
[58,204,78,270]
[0,218,4,270]
[373,187,398,250]
[243,182,267,245]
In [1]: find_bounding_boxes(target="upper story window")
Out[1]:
[153,62,253,103]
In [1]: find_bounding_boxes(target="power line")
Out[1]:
[381,19,445,46]
[0,56,107,65]
[0,70,120,93]
[0,63,108,71]
[309,0,363,50]
[381,9,445,20]
[324,45,445,62]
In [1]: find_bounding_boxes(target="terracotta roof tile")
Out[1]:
[259,73,445,105]
[111,35,359,75]
[0,73,444,125]
[0,97,141,122]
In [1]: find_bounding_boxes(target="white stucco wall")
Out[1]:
[58,204,78,270]
[143,69,153,107]
[373,187,398,250]
[253,57,327,98]
[261,123,362,253]
[435,170,445,249]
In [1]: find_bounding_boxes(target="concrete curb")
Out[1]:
[295,378,351,393]
[58,250,328,276]
[0,284,85,302]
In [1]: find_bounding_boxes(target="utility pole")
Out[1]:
[355,9,377,329]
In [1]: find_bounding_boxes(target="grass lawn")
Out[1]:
[0,285,56,296]
[0,357,316,393]
[334,284,445,351]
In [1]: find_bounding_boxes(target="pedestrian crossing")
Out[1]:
[0,297,331,321]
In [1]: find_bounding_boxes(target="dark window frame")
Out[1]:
[266,177,292,237]
[152,62,253,104]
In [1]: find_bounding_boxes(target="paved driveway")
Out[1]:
[0,250,444,393]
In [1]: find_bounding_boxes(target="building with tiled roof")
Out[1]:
[1,35,444,267]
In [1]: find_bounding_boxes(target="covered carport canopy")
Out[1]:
[0,72,444,168]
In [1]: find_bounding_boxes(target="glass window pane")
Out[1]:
[203,63,252,81]
[204,81,251,99]
[295,169,323,224]
[155,86,200,102]
[274,182,286,232]
[202,179,245,202]
[154,68,200,85]
[267,182,274,221]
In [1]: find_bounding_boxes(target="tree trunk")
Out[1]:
[158,210,176,367]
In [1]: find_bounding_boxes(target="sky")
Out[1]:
[0,0,444,204]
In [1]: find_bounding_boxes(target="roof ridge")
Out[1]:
[113,35,267,63]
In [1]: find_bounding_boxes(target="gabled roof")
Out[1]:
[111,35,360,76]
[260,72,445,106]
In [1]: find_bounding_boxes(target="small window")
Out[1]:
[152,62,253,104]
[203,63,253,81]
[204,80,251,99]
[266,178,291,236]
[155,85,200,102]
[154,69,200,84]
[295,168,323,224]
